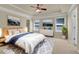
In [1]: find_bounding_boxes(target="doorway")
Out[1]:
[26,20,30,32]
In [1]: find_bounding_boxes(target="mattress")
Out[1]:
[0,37,54,54]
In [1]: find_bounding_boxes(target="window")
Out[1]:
[55,17,64,32]
[34,20,40,31]
[43,20,53,30]
[56,18,64,24]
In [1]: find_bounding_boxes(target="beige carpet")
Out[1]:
[53,38,79,54]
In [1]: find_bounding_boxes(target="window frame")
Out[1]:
[55,17,65,32]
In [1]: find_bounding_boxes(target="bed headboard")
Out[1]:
[2,27,27,37]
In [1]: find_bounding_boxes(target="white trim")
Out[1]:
[0,6,31,19]
[77,50,79,53]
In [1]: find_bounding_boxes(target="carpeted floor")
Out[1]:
[53,38,79,54]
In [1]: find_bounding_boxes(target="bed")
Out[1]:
[0,27,54,54]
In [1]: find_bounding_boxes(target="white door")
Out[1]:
[72,8,77,46]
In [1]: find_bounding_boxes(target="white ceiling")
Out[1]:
[0,4,72,17]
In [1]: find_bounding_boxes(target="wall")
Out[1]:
[77,5,79,51]
[32,13,68,39]
[68,13,72,42]
[0,10,29,29]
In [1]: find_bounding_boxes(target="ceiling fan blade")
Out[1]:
[40,8,47,10]
[30,4,47,12]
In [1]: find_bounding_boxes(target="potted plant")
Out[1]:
[62,25,68,39]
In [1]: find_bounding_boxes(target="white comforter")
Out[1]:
[5,33,46,54]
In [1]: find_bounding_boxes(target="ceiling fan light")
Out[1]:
[36,9,41,13]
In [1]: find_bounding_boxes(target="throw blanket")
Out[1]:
[5,32,46,54]
[8,32,33,44]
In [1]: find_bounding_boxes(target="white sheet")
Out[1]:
[5,33,46,54]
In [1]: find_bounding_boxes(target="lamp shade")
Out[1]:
[0,28,2,37]
[0,24,3,37]
[36,9,41,13]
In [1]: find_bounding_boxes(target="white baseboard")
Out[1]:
[77,50,79,53]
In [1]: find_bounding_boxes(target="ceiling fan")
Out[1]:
[30,4,47,13]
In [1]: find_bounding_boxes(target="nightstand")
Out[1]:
[0,37,5,42]
[0,37,5,46]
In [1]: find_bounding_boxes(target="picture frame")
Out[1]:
[7,16,20,26]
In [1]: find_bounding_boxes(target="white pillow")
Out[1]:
[8,29,20,35]
[13,29,20,34]
[8,30,13,36]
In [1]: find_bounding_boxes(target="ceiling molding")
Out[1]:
[9,4,71,17]
[0,6,31,19]
[33,12,67,17]
[33,13,67,19]
[9,4,31,15]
